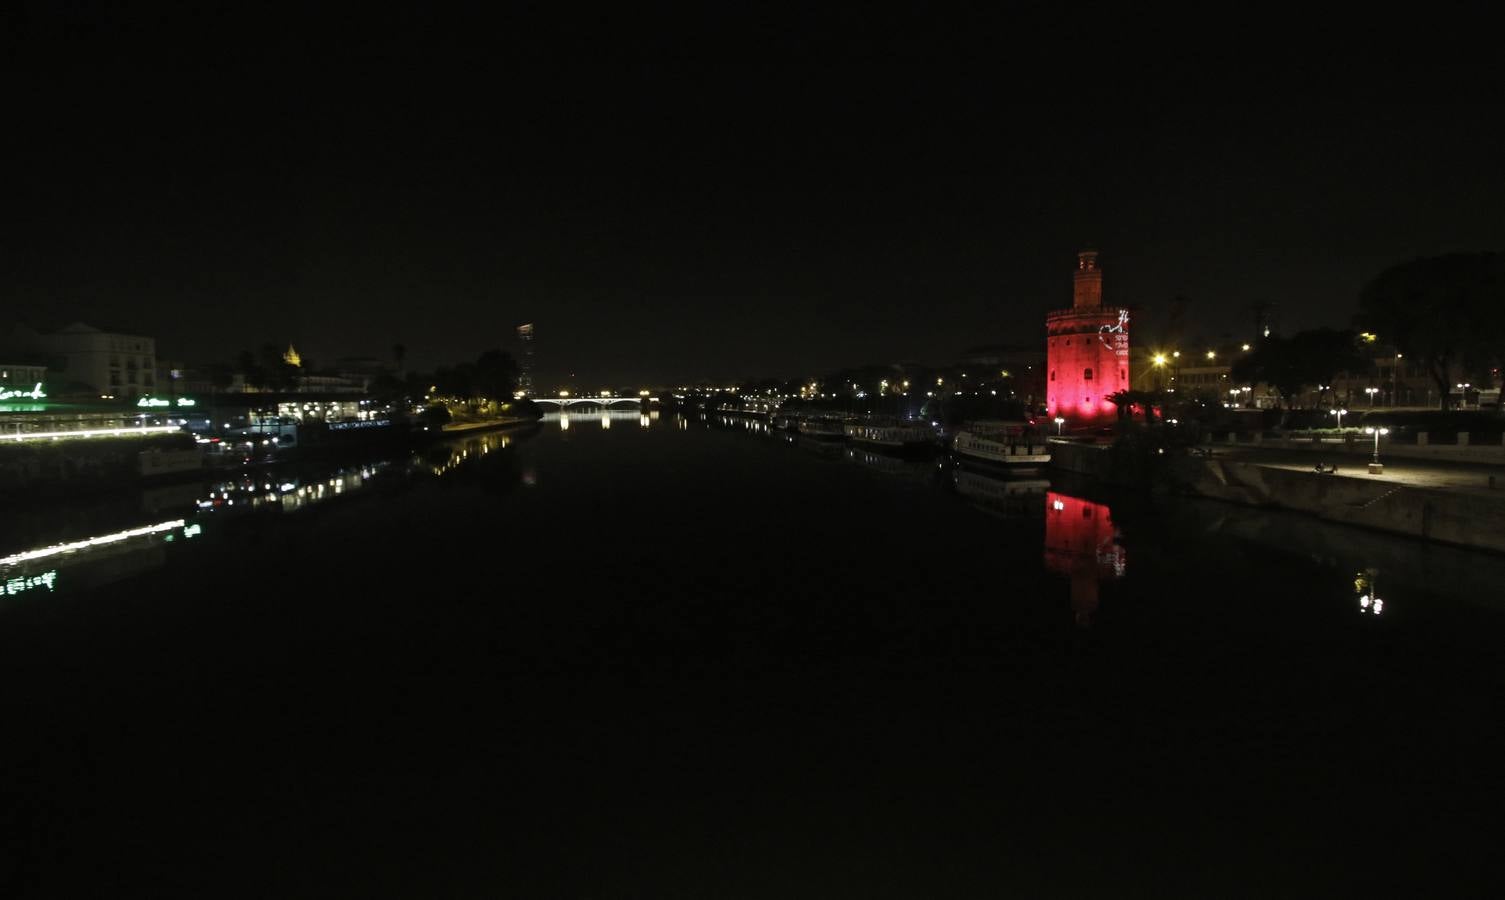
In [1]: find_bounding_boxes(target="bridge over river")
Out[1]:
[531,396,657,409]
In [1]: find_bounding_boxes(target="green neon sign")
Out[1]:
[0,383,46,401]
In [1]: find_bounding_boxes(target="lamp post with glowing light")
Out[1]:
[1053,416,1065,436]
[1365,386,1379,408]
[1364,426,1389,474]
[1330,408,1348,429]
[1150,353,1168,391]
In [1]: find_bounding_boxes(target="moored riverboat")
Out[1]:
[843,418,937,456]
[772,411,803,432]
[797,416,848,440]
[951,421,1051,469]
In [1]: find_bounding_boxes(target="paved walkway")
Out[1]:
[1209,446,1505,498]
[440,416,534,434]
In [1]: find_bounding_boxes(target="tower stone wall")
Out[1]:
[1046,250,1130,422]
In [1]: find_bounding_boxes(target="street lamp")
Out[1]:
[1456,382,1472,409]
[1365,386,1379,407]
[1364,426,1389,474]
[1053,416,1065,436]
[1330,408,1348,429]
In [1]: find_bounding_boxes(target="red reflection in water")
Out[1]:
[1043,492,1126,626]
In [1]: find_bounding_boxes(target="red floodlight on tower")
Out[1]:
[1045,250,1130,423]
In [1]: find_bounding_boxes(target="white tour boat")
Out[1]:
[951,421,1051,468]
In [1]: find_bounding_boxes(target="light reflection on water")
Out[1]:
[545,410,648,433]
[12,412,1501,630]
[1043,491,1125,627]
[0,427,528,599]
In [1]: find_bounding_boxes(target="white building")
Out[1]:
[13,323,157,398]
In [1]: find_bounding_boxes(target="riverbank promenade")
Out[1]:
[1167,445,1505,554]
[1208,446,1505,499]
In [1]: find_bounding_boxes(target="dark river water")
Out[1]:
[4,410,1504,896]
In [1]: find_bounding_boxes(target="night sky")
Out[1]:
[7,7,1502,386]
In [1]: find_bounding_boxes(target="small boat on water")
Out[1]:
[797,416,848,440]
[951,421,1051,469]
[843,418,937,456]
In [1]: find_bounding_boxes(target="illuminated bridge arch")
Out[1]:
[532,396,656,408]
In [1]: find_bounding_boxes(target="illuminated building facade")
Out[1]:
[1046,250,1130,421]
[10,322,156,399]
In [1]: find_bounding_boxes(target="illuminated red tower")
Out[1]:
[1046,250,1130,422]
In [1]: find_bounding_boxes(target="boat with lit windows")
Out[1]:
[842,417,938,456]
[797,416,848,440]
[951,420,1051,469]
[772,411,802,432]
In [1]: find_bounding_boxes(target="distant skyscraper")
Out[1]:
[516,323,535,397]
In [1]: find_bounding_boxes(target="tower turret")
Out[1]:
[1072,250,1102,309]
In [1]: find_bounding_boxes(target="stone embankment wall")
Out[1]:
[1047,439,1505,553]
[1167,456,1505,554]
[1045,439,1114,479]
[1206,433,1505,465]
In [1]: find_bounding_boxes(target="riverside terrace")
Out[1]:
[0,391,394,438]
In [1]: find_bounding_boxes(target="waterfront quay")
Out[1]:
[1051,436,1505,553]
